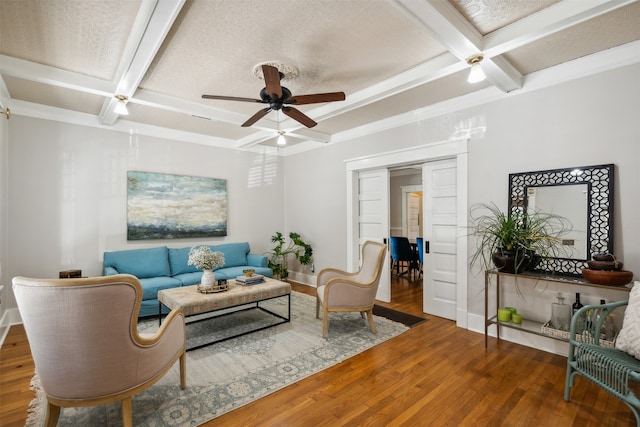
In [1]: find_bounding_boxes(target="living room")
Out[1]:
[2,56,639,337]
[1,1,640,425]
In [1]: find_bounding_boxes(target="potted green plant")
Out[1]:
[267,232,313,280]
[469,202,572,274]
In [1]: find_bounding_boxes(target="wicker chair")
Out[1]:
[564,300,640,424]
[13,274,187,427]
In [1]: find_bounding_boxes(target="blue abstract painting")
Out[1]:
[127,171,227,240]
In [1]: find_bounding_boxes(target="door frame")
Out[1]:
[401,184,422,239]
[345,139,469,328]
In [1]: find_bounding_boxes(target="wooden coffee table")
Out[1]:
[158,278,291,351]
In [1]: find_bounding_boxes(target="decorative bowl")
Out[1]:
[587,260,623,271]
[593,253,615,262]
[581,268,633,286]
[242,269,255,277]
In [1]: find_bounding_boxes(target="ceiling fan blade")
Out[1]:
[202,94,265,103]
[241,108,271,127]
[262,65,283,99]
[282,106,317,128]
[285,92,346,105]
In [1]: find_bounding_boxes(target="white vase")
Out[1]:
[201,269,216,287]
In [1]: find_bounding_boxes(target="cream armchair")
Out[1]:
[316,241,387,338]
[12,274,186,427]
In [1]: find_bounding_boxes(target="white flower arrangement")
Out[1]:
[188,246,225,270]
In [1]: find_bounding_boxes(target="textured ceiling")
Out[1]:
[0,0,639,150]
[451,0,561,34]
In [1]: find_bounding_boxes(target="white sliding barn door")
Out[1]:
[423,159,458,320]
[357,169,391,302]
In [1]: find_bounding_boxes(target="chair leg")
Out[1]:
[365,309,377,334]
[121,397,133,427]
[316,297,320,319]
[322,308,329,338]
[179,351,187,389]
[44,400,61,427]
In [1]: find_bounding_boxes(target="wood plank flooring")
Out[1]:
[1,274,635,426]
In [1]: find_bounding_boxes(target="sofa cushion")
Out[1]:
[139,276,182,301]
[213,242,250,268]
[168,247,200,276]
[173,271,203,287]
[104,246,171,279]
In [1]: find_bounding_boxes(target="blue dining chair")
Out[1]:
[389,236,418,278]
[416,237,424,278]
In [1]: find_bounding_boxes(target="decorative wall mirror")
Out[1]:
[509,164,614,276]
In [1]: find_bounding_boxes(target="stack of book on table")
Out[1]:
[236,274,266,285]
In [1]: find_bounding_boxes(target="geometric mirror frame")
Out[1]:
[509,164,614,276]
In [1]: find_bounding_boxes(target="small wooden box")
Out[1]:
[59,270,82,279]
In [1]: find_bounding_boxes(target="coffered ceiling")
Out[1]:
[1,0,639,151]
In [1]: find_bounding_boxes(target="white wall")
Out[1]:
[4,118,285,309]
[286,63,640,331]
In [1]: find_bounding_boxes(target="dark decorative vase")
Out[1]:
[492,249,531,274]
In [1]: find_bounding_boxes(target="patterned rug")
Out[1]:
[27,291,409,426]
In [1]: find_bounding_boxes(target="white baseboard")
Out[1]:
[456,308,468,329]
[0,307,22,348]
[288,271,316,288]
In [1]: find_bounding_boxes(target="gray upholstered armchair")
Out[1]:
[316,240,387,338]
[12,274,186,427]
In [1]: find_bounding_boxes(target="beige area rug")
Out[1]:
[27,291,409,426]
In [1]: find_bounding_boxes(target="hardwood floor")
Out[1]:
[1,274,635,426]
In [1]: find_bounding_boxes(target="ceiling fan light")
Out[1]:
[467,64,485,83]
[114,95,129,115]
[466,54,486,84]
[277,131,286,145]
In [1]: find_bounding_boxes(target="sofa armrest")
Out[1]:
[104,266,119,276]
[247,254,268,268]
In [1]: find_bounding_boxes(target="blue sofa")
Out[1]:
[103,242,273,317]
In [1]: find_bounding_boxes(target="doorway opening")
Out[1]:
[345,139,469,328]
[389,166,423,310]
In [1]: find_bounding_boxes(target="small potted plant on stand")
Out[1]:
[469,202,572,275]
[267,232,313,280]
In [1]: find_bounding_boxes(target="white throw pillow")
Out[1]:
[615,281,640,358]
